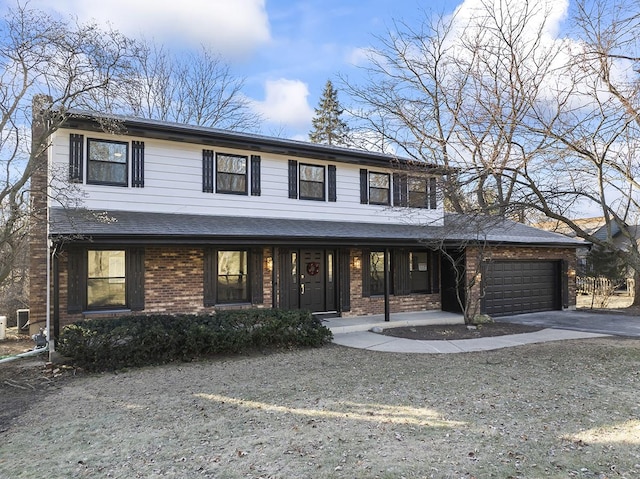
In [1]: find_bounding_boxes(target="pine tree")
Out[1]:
[309,80,349,146]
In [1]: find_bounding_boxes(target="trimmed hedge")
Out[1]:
[57,309,333,371]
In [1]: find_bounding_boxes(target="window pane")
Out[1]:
[88,141,127,164]
[217,173,247,193]
[300,165,324,182]
[217,251,249,303]
[87,250,126,308]
[370,251,385,295]
[87,139,128,185]
[300,180,324,199]
[217,155,247,174]
[291,252,298,284]
[409,251,429,293]
[88,162,127,184]
[370,188,390,205]
[369,173,389,188]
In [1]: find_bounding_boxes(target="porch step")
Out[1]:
[324,311,464,335]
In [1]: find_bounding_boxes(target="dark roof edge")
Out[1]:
[59,110,444,171]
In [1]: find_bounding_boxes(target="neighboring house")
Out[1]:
[29,111,584,337]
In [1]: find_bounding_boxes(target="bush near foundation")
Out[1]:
[57,309,333,371]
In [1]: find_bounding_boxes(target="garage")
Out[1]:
[482,261,561,316]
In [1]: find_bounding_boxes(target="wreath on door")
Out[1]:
[306,261,320,276]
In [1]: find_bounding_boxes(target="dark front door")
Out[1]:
[441,249,465,314]
[300,249,325,311]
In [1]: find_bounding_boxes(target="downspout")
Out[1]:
[53,243,60,340]
[45,123,53,362]
[0,347,48,365]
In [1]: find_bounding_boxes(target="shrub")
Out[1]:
[57,309,333,371]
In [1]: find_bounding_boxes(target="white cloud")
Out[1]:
[32,0,271,58]
[250,79,314,129]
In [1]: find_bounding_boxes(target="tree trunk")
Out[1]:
[633,270,640,307]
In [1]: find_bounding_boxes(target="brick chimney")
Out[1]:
[28,95,52,336]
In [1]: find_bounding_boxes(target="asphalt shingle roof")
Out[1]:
[49,208,586,248]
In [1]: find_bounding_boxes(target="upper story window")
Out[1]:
[288,160,336,202]
[369,172,390,205]
[299,164,325,201]
[70,134,144,188]
[87,139,128,186]
[408,177,428,208]
[391,173,438,209]
[216,153,247,194]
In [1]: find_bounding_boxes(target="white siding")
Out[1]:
[50,129,444,226]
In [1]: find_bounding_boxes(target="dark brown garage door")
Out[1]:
[482,261,560,316]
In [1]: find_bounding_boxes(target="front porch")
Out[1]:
[323,310,464,334]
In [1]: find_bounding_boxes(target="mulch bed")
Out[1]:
[376,322,544,340]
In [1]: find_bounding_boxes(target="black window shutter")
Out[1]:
[431,251,440,294]
[251,248,264,304]
[561,260,569,308]
[429,177,437,209]
[338,248,351,312]
[203,150,214,193]
[288,160,298,198]
[360,169,368,204]
[393,173,408,207]
[361,249,371,297]
[131,141,145,187]
[67,248,86,313]
[69,134,84,183]
[127,248,145,310]
[251,155,261,196]
[328,165,337,202]
[203,248,217,306]
[394,249,410,295]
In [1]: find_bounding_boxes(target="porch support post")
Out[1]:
[384,247,390,322]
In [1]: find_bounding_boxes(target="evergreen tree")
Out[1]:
[309,80,349,146]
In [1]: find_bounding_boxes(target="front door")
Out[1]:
[300,249,325,311]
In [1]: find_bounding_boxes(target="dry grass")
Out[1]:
[1,339,640,479]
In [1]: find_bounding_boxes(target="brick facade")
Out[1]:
[344,249,441,317]
[54,246,273,329]
[48,241,577,331]
[466,246,578,316]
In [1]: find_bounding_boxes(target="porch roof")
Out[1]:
[49,208,586,248]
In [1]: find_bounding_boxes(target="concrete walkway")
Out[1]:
[325,311,610,354]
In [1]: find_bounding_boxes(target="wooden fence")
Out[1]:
[576,276,635,296]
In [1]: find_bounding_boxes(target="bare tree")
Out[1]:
[112,41,261,132]
[508,0,640,303]
[0,3,137,313]
[342,1,562,217]
[344,0,640,305]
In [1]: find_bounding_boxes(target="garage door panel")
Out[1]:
[483,261,560,316]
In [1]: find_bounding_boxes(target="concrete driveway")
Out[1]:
[497,310,640,337]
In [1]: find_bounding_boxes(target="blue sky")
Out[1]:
[16,0,566,140]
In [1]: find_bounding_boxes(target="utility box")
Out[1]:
[0,316,6,341]
[17,309,29,333]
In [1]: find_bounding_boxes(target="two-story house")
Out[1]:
[29,110,584,338]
